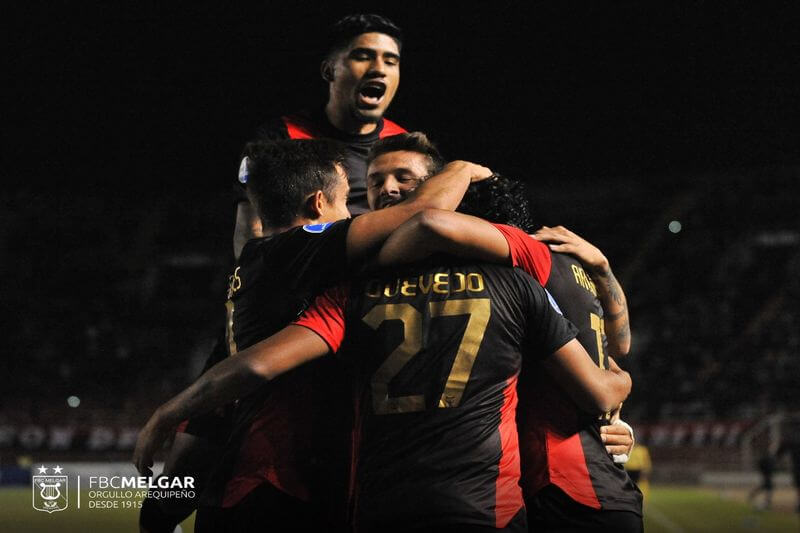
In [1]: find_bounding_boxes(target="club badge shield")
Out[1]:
[32,468,68,513]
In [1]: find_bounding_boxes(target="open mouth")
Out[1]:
[358,82,387,107]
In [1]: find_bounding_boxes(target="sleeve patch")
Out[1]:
[545,288,564,315]
[303,222,335,233]
[238,157,249,184]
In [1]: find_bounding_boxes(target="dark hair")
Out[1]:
[243,139,344,228]
[457,175,536,233]
[326,14,403,57]
[367,132,445,176]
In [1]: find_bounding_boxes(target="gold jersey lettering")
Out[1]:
[400,278,418,296]
[433,273,449,294]
[571,264,597,296]
[369,271,487,299]
[466,273,485,292]
[384,279,400,298]
[418,274,433,294]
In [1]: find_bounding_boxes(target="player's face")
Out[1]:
[367,151,430,210]
[327,32,401,125]
[320,164,352,222]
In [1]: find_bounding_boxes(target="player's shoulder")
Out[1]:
[255,110,323,141]
[282,219,353,248]
[501,264,552,306]
[458,262,539,294]
[495,224,549,254]
[548,250,586,282]
[239,219,351,267]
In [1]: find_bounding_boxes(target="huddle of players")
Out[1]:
[133,14,643,533]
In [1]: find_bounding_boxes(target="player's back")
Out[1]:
[207,220,354,508]
[325,261,577,530]
[518,250,642,513]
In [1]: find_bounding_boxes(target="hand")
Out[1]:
[533,225,610,275]
[600,422,634,456]
[444,160,493,183]
[133,408,175,477]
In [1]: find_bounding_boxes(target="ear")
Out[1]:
[304,190,326,220]
[320,60,334,82]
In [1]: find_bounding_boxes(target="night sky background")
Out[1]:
[7,2,800,200]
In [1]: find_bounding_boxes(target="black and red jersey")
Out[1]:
[295,261,578,530]
[235,109,406,214]
[191,220,355,509]
[494,225,642,515]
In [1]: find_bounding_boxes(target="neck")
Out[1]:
[262,216,319,237]
[325,102,378,135]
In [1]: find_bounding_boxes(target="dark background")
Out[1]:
[2,2,799,443]
[7,2,800,196]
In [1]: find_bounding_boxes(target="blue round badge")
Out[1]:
[302,222,334,233]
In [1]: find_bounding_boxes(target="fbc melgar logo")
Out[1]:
[32,465,68,513]
[31,465,196,514]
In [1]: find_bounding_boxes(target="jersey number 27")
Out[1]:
[362,299,491,415]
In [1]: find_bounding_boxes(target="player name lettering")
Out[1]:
[365,272,486,298]
[88,476,195,489]
[571,264,597,296]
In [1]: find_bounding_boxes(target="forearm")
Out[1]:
[346,162,489,262]
[532,225,632,356]
[377,210,510,266]
[592,262,631,356]
[135,327,330,475]
[545,340,632,414]
[154,356,265,428]
[407,161,479,211]
[601,356,632,410]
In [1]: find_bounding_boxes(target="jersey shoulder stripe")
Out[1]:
[282,114,320,139]
[379,118,407,138]
[492,224,552,285]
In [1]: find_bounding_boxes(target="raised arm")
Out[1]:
[534,225,631,357]
[542,341,632,414]
[133,326,329,475]
[346,161,493,261]
[377,209,511,266]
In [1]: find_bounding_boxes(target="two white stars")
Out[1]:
[36,465,63,474]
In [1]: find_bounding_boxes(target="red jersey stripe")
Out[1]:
[492,224,552,285]
[282,115,317,139]
[293,286,348,353]
[495,374,524,527]
[379,118,407,138]
[546,431,601,509]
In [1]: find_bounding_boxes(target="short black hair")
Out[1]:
[242,139,345,228]
[367,132,445,176]
[457,175,536,233]
[326,14,403,58]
